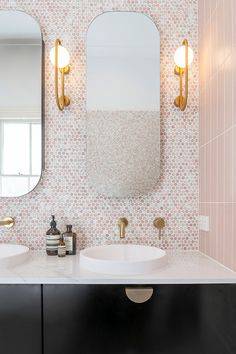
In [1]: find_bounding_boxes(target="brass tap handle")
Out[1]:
[118,217,128,239]
[0,217,15,228]
[153,217,165,240]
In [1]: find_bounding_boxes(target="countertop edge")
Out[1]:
[0,250,236,285]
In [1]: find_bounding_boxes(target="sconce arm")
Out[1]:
[54,38,70,111]
[174,39,189,111]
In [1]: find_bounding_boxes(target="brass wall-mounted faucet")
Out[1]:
[0,217,15,228]
[118,218,128,239]
[153,217,165,240]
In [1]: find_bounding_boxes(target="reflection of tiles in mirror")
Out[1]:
[87,111,160,197]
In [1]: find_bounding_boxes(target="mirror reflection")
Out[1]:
[0,10,42,197]
[87,12,160,197]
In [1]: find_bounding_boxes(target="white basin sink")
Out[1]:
[80,244,167,275]
[0,244,30,268]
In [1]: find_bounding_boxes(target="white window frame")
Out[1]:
[0,119,41,195]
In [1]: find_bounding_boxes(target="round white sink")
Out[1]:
[0,244,30,268]
[80,244,167,275]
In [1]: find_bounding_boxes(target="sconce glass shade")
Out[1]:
[50,45,70,69]
[174,45,194,68]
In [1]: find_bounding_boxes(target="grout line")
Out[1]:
[199,124,235,149]
[199,202,236,204]
[199,250,236,273]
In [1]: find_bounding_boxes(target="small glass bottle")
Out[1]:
[46,215,61,256]
[58,237,66,257]
[62,225,77,255]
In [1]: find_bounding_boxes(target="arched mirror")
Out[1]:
[0,10,43,197]
[87,12,160,197]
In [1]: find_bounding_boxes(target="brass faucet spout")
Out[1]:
[0,217,15,228]
[118,218,128,239]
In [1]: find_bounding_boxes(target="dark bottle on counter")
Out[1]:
[62,225,77,255]
[46,215,61,256]
[58,236,66,257]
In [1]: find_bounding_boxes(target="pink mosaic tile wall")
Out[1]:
[0,0,198,251]
[199,0,236,270]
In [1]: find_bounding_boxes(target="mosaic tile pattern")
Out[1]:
[87,111,160,198]
[0,0,199,251]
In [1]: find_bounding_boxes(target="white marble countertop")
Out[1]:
[0,250,236,284]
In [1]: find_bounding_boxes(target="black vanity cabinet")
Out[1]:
[0,285,42,354]
[43,284,236,354]
[0,284,235,354]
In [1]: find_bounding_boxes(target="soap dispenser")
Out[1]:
[46,215,61,256]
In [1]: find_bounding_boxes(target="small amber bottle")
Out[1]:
[58,236,66,257]
[62,225,77,255]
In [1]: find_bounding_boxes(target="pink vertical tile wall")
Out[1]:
[199,0,236,270]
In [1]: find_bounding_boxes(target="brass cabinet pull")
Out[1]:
[125,287,154,303]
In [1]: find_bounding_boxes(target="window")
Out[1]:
[0,120,41,197]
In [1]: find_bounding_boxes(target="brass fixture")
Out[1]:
[50,39,70,111]
[118,217,128,239]
[125,287,154,303]
[174,39,194,111]
[0,217,15,228]
[153,217,165,240]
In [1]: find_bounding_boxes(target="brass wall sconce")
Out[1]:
[50,39,70,111]
[174,39,194,111]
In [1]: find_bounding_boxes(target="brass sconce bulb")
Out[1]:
[174,39,193,111]
[50,39,70,111]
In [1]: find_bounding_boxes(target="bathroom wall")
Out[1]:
[0,0,198,251]
[199,0,236,270]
